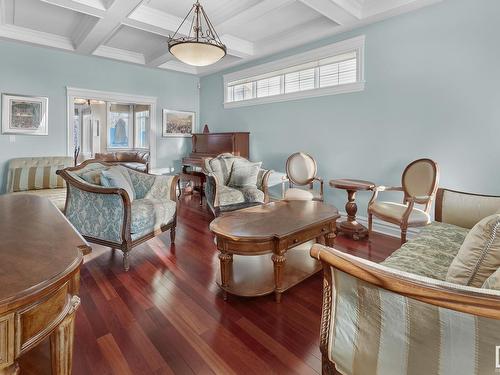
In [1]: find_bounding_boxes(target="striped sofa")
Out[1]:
[311,188,500,375]
[6,156,73,210]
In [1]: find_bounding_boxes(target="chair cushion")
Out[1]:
[285,188,317,201]
[10,188,67,211]
[131,198,176,239]
[101,166,135,201]
[80,170,103,185]
[382,221,469,280]
[218,186,264,207]
[370,201,430,225]
[482,267,500,290]
[228,161,261,188]
[446,214,500,287]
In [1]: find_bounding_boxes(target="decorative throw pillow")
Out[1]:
[101,166,135,201]
[482,267,500,290]
[228,161,262,188]
[446,214,500,287]
[80,170,102,185]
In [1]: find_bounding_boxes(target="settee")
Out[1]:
[57,160,178,271]
[312,188,500,375]
[94,151,150,172]
[5,156,73,211]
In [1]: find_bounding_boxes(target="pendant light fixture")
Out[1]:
[168,1,226,67]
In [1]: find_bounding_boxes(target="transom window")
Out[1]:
[224,36,365,108]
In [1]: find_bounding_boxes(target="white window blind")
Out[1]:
[224,36,365,107]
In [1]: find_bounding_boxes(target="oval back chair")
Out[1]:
[368,158,439,243]
[285,152,323,201]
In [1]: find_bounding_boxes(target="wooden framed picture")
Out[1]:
[1,94,48,135]
[162,109,195,137]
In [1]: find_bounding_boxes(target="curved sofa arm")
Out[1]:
[57,169,131,245]
[258,169,273,203]
[205,172,221,208]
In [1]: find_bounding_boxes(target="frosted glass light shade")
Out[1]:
[170,42,226,67]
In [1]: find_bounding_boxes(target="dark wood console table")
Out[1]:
[0,195,91,374]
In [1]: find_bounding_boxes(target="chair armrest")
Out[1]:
[368,185,404,206]
[314,177,324,199]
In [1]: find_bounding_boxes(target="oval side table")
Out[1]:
[329,179,375,240]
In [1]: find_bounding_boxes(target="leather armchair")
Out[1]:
[94,151,150,173]
[368,158,439,243]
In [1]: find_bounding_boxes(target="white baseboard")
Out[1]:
[339,211,419,240]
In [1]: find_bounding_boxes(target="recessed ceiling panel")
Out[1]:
[105,25,168,57]
[13,0,95,38]
[229,1,327,43]
[146,0,261,25]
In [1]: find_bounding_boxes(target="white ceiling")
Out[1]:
[0,0,442,76]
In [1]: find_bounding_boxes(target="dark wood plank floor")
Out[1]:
[19,195,399,375]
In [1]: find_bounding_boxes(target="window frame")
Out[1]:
[223,35,365,109]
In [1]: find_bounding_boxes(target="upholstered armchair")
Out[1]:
[204,153,272,216]
[57,160,178,271]
[368,158,439,243]
[285,152,324,201]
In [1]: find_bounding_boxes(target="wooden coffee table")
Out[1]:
[209,200,340,302]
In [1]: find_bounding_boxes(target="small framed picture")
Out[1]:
[162,109,195,137]
[2,94,48,135]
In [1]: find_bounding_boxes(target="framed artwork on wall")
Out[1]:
[1,94,49,135]
[162,109,195,137]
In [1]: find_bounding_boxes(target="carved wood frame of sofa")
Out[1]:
[312,188,500,375]
[57,160,179,271]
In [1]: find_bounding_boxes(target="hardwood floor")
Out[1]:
[19,195,400,375]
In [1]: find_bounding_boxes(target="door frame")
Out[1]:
[66,87,158,169]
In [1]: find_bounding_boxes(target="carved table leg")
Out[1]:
[0,363,19,375]
[218,252,233,301]
[338,189,368,240]
[50,296,80,375]
[272,254,286,303]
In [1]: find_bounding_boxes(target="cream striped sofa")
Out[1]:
[6,156,73,211]
[311,188,500,375]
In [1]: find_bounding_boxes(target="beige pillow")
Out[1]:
[446,214,500,287]
[482,267,500,290]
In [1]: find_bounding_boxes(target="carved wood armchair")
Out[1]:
[285,152,324,201]
[57,160,179,271]
[368,158,439,243]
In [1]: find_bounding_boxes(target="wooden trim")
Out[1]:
[310,244,500,319]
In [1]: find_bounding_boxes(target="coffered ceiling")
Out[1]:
[0,0,441,76]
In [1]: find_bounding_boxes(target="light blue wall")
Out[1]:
[200,0,500,216]
[0,40,199,192]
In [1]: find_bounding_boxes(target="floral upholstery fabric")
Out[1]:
[218,185,264,206]
[65,184,125,244]
[381,221,469,280]
[128,169,156,199]
[205,153,235,185]
[130,198,176,240]
[63,162,177,245]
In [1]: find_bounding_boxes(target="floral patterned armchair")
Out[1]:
[204,153,272,216]
[57,160,179,271]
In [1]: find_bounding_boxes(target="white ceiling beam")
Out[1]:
[215,0,295,35]
[75,0,145,54]
[127,5,254,59]
[0,24,74,50]
[159,60,198,75]
[298,0,360,24]
[93,44,145,64]
[40,0,105,18]
[0,0,15,25]
[145,50,173,67]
